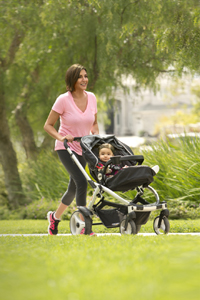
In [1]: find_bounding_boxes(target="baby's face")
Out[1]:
[99,148,114,162]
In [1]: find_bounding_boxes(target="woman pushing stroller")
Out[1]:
[44,64,99,236]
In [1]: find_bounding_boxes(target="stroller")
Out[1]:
[64,135,170,235]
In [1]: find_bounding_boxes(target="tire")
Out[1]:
[153,216,170,235]
[70,210,92,235]
[136,225,141,234]
[120,217,137,235]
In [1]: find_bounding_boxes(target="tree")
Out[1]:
[0,68,25,208]
[1,0,200,208]
[0,1,43,207]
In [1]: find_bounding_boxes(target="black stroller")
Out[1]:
[64,135,170,235]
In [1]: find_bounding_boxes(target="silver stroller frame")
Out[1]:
[64,138,170,235]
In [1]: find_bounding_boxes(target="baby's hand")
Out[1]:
[123,165,129,168]
[106,167,112,174]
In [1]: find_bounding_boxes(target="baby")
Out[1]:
[98,143,115,163]
[97,143,159,178]
[97,143,124,177]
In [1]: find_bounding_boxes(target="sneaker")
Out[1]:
[80,228,96,236]
[152,165,159,174]
[47,211,60,235]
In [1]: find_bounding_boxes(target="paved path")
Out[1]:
[1,233,200,237]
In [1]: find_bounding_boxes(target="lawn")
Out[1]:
[0,219,200,300]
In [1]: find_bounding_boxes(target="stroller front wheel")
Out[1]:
[120,217,137,235]
[153,216,170,235]
[70,210,92,235]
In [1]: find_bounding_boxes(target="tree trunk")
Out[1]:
[0,71,26,209]
[14,102,38,159]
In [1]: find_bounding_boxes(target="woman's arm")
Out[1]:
[44,110,74,142]
[91,113,99,135]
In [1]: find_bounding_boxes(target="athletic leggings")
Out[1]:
[57,150,87,206]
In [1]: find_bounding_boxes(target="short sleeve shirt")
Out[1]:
[52,91,97,155]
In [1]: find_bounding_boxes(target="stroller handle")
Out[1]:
[64,137,82,149]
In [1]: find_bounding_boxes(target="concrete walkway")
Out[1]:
[0,233,200,237]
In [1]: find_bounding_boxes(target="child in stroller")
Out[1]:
[97,143,128,178]
[64,135,170,236]
[97,143,159,179]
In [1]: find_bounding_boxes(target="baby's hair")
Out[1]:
[99,143,115,154]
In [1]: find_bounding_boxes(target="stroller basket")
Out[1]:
[94,198,151,228]
[96,209,123,228]
[134,211,151,225]
[94,199,127,228]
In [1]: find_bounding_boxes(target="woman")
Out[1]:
[44,64,99,235]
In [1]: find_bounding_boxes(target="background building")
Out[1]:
[107,75,199,137]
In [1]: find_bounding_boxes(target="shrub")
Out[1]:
[139,137,200,204]
[2,137,200,220]
[0,198,77,220]
[19,150,70,202]
[20,198,76,220]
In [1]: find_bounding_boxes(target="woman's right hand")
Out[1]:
[60,135,74,142]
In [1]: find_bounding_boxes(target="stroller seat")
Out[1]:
[81,135,156,191]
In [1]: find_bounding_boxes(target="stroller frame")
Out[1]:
[64,136,170,235]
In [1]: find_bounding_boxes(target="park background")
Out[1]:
[1,0,200,219]
[0,1,200,300]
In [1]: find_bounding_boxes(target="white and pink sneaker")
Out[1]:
[47,211,60,235]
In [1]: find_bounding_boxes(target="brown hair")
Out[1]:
[99,143,115,154]
[65,64,87,92]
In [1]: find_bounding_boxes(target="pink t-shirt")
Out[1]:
[52,91,97,155]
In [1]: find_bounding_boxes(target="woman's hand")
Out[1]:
[60,135,74,142]
[91,113,99,135]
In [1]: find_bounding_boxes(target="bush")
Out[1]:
[139,137,200,205]
[0,198,77,220]
[19,150,70,203]
[20,198,76,220]
[167,201,200,219]
[1,137,200,220]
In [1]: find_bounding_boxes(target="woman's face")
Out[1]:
[99,148,114,162]
[74,69,88,91]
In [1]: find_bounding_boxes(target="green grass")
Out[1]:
[0,219,200,234]
[0,235,200,300]
[0,220,200,300]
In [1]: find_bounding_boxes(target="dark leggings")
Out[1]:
[57,150,87,206]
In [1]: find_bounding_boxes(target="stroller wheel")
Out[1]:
[120,217,136,235]
[136,225,141,234]
[70,210,92,235]
[153,216,170,235]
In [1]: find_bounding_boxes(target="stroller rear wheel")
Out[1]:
[136,225,141,234]
[153,216,170,235]
[120,217,136,235]
[70,210,92,235]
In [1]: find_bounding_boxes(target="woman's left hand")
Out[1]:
[91,113,99,135]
